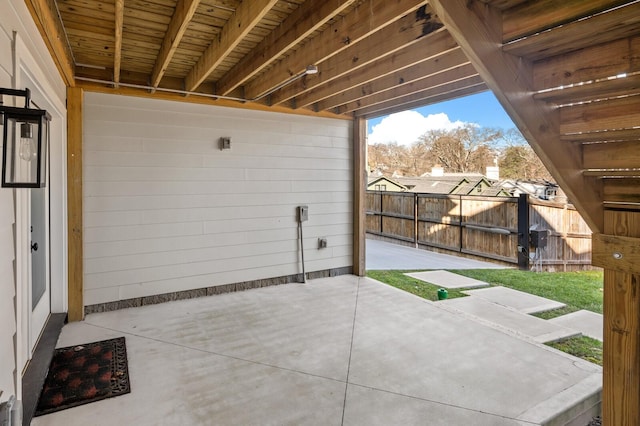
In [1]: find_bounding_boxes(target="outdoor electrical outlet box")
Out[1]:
[318,238,327,249]
[298,206,308,222]
[530,230,548,248]
[219,137,231,150]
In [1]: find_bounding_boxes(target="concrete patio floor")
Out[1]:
[33,275,600,425]
[366,238,508,270]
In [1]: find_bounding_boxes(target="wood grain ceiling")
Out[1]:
[46,0,484,118]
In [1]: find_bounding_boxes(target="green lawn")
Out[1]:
[366,268,604,365]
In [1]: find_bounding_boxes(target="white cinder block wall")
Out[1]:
[83,93,353,306]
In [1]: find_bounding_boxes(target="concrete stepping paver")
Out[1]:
[404,270,489,289]
[441,297,580,343]
[462,286,566,314]
[549,310,603,342]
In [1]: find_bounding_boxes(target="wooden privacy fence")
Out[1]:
[365,191,593,271]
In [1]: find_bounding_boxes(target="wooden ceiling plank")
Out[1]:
[337,66,480,114]
[429,0,604,232]
[535,74,640,104]
[114,0,124,86]
[185,0,279,91]
[533,36,640,91]
[585,170,640,177]
[215,0,357,96]
[357,84,487,118]
[604,178,640,203]
[584,140,640,170]
[561,128,640,142]
[504,2,640,61]
[151,0,201,88]
[25,0,75,86]
[503,0,631,43]
[319,50,472,112]
[243,0,427,101]
[271,16,449,106]
[561,95,640,134]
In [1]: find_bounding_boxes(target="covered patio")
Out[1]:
[32,275,600,425]
[2,1,639,425]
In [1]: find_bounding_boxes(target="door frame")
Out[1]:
[13,31,67,386]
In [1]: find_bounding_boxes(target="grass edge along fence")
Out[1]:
[365,191,593,271]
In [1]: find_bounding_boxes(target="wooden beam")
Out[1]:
[353,117,366,276]
[357,83,487,118]
[602,209,640,425]
[340,73,483,115]
[561,128,640,143]
[184,0,279,91]
[502,0,630,42]
[24,0,75,86]
[243,0,427,100]
[76,80,350,120]
[215,0,356,96]
[428,0,604,232]
[150,0,201,88]
[67,87,84,322]
[534,74,640,105]
[593,233,640,274]
[584,140,640,170]
[270,8,444,106]
[324,53,474,112]
[503,2,640,61]
[604,178,640,204]
[113,0,124,87]
[533,36,640,92]
[561,95,640,135]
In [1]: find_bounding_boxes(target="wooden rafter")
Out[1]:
[335,63,479,114]
[503,1,640,60]
[184,0,279,92]
[215,0,356,96]
[243,0,427,101]
[114,0,124,87]
[150,0,201,89]
[311,46,469,112]
[356,78,487,118]
[428,0,604,232]
[24,0,75,86]
[272,16,448,106]
[502,0,631,42]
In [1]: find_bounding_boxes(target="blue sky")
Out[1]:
[367,91,517,145]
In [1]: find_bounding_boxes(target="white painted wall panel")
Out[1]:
[84,93,353,305]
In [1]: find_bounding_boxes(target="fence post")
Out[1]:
[459,195,463,252]
[517,194,530,270]
[414,193,418,248]
[379,191,383,235]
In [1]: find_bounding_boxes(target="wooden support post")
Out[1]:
[592,210,640,425]
[353,117,366,276]
[67,87,84,321]
[517,194,530,270]
[413,193,418,248]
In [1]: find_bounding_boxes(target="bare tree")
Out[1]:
[498,128,553,181]
[418,125,502,173]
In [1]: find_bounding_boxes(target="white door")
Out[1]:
[29,184,50,352]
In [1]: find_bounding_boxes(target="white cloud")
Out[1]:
[367,111,467,146]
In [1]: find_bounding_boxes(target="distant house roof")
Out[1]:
[367,176,407,191]
[394,176,468,194]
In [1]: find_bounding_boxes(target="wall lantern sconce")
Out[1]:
[1,87,50,188]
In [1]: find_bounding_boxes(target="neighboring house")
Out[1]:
[366,176,407,192]
[385,175,510,197]
[500,180,568,203]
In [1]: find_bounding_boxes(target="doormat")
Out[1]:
[35,337,130,416]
